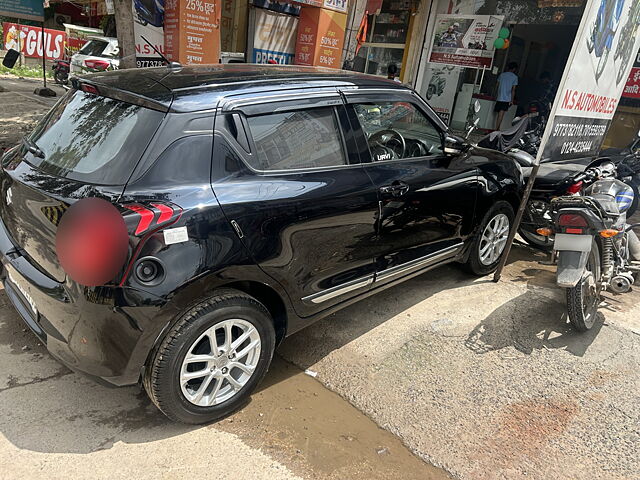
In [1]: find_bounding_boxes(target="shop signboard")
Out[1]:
[294,6,347,68]
[538,0,640,162]
[250,7,298,64]
[424,64,461,125]
[291,0,348,13]
[2,22,65,60]
[165,0,222,65]
[622,50,640,99]
[0,0,44,22]
[428,14,504,69]
[63,23,103,58]
[132,0,166,67]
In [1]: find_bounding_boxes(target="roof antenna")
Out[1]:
[140,35,182,72]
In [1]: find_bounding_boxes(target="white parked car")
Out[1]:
[70,36,119,73]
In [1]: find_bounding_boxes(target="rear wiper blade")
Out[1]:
[22,136,45,158]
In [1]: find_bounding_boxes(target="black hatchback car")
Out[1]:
[0,65,523,424]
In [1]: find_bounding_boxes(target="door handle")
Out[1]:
[380,182,410,197]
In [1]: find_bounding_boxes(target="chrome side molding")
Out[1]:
[302,275,374,304]
[302,242,464,304]
[376,243,463,283]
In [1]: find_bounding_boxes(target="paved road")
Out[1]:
[0,75,63,153]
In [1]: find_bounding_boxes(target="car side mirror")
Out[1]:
[474,100,481,113]
[444,134,469,155]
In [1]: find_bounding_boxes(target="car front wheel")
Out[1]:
[144,289,276,424]
[464,201,514,276]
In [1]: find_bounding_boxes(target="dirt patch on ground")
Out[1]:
[217,357,451,480]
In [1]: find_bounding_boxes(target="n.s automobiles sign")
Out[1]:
[2,23,65,60]
[539,0,640,162]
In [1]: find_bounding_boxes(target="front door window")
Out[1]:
[354,101,444,162]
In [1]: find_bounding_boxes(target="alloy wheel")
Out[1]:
[179,319,261,407]
[479,213,510,266]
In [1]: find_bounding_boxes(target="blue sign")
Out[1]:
[252,48,295,65]
[0,0,44,22]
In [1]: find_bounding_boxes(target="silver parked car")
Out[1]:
[70,36,119,73]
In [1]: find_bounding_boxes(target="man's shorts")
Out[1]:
[494,101,510,112]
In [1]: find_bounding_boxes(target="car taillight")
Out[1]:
[566,181,583,195]
[118,202,183,285]
[122,202,183,236]
[84,58,110,70]
[80,83,100,95]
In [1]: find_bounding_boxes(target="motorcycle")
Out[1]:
[586,0,625,82]
[479,120,640,249]
[51,59,70,85]
[426,71,446,100]
[540,161,640,331]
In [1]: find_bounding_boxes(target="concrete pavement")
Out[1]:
[279,245,640,480]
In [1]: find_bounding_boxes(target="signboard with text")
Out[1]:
[250,8,298,64]
[428,14,504,69]
[538,0,640,162]
[132,0,165,68]
[294,6,346,68]
[63,23,103,58]
[2,22,65,60]
[424,64,461,125]
[622,51,640,99]
[165,0,222,65]
[292,0,347,13]
[0,0,43,22]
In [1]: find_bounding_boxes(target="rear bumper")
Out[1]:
[0,217,170,387]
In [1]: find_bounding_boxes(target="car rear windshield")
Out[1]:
[27,89,164,185]
[78,40,110,57]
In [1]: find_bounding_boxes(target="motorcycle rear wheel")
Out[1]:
[566,241,601,332]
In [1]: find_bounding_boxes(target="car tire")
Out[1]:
[464,201,515,276]
[143,289,276,424]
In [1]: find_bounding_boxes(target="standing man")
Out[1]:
[494,62,519,130]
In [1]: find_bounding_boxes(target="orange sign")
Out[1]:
[165,0,222,64]
[295,7,347,69]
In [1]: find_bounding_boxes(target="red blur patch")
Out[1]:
[56,197,129,287]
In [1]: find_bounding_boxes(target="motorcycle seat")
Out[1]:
[478,117,530,152]
[522,163,585,190]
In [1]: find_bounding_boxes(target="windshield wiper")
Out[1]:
[22,136,45,159]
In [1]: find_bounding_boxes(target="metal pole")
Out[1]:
[493,162,541,282]
[41,23,46,89]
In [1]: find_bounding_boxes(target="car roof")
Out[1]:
[81,64,409,113]
[87,35,118,43]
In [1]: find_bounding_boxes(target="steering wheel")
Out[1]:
[369,129,406,161]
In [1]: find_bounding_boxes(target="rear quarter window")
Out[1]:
[245,107,347,171]
[27,90,164,185]
[78,40,109,56]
